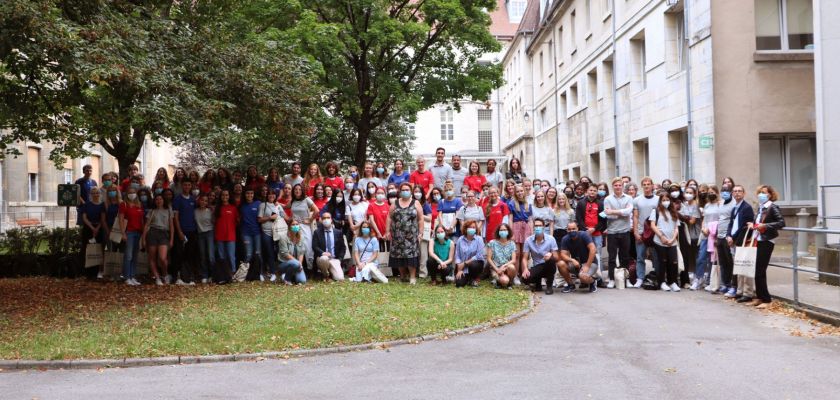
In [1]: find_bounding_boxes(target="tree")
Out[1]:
[0,0,319,178]
[243,0,504,167]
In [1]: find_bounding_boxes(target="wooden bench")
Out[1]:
[15,218,44,229]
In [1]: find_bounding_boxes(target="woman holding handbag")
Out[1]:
[748,185,785,308]
[142,194,174,286]
[352,221,386,283]
[697,185,722,291]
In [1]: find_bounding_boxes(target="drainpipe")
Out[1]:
[553,22,561,185]
[683,0,694,179]
[0,160,4,232]
[610,0,620,177]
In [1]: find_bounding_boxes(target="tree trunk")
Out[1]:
[353,120,372,169]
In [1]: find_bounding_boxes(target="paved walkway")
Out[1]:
[2,289,839,399]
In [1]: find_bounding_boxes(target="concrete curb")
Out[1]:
[772,295,840,326]
[1,293,536,371]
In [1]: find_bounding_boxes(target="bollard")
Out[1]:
[796,208,810,256]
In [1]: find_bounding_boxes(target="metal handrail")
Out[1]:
[771,226,840,308]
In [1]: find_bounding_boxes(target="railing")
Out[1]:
[0,208,77,233]
[768,226,840,313]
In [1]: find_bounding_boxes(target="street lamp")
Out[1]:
[523,111,530,122]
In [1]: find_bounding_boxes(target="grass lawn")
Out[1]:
[0,277,528,360]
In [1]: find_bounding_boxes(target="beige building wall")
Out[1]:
[711,0,816,209]
[501,26,536,175]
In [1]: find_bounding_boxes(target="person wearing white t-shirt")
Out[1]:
[649,194,681,292]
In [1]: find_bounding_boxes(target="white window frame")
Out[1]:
[440,109,454,141]
[759,133,818,205]
[28,173,39,202]
[64,169,73,184]
[755,0,814,53]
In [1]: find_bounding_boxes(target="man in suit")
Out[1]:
[724,185,755,299]
[312,212,346,281]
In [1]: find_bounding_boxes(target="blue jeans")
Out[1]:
[217,240,236,273]
[198,231,215,279]
[592,235,603,275]
[635,240,660,280]
[279,259,307,284]
[241,233,262,263]
[123,231,141,279]
[695,238,710,281]
[260,232,277,274]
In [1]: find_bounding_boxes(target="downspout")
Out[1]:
[0,160,4,232]
[610,0,620,177]
[683,0,694,179]
[552,18,561,185]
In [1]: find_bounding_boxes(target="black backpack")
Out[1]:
[642,272,659,290]
[212,259,233,285]
[245,254,263,281]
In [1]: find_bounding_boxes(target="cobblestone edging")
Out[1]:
[0,294,536,371]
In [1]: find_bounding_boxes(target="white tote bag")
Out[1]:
[733,229,757,278]
[109,218,123,244]
[84,242,104,268]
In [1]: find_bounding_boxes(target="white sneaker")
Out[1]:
[156,278,163,286]
[201,278,209,284]
[97,272,104,279]
[689,272,695,282]
[260,274,265,282]
[175,279,187,286]
[132,278,142,286]
[126,279,134,286]
[704,285,714,292]
[188,281,196,286]
[607,280,615,289]
[633,280,644,289]
[670,283,681,292]
[270,274,277,282]
[409,278,417,285]
[513,276,522,286]
[660,282,671,291]
[689,280,700,291]
[164,275,172,284]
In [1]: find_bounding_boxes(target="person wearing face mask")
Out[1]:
[558,221,598,293]
[427,187,444,229]
[312,211,347,281]
[194,194,215,283]
[747,185,784,308]
[103,184,122,253]
[386,183,399,205]
[437,182,464,238]
[596,182,609,201]
[723,185,756,300]
[258,190,281,282]
[632,177,660,287]
[80,188,106,279]
[508,184,533,285]
[385,183,425,284]
[409,156,435,196]
[521,218,559,294]
[352,221,386,283]
[649,194,681,292]
[455,220,486,288]
[427,225,455,285]
[414,185,433,277]
[483,187,510,242]
[374,161,389,185]
[137,187,152,212]
[277,221,307,285]
[322,190,349,256]
[456,191,485,236]
[697,185,721,291]
[215,190,239,273]
[119,188,145,285]
[563,187,576,208]
[678,186,702,289]
[346,189,369,240]
[713,183,737,295]
[172,180,200,285]
[485,223,517,289]
[366,187,391,250]
[365,182,378,201]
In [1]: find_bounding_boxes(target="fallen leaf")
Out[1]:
[664,367,677,373]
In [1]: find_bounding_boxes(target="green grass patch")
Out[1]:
[0,278,528,360]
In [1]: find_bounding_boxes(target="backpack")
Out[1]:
[641,272,659,290]
[212,259,233,285]
[245,254,263,281]
[642,210,659,247]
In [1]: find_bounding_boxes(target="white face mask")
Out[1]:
[376,194,386,202]
[336,196,344,203]
[413,192,422,200]
[684,194,694,201]
[127,193,137,201]
[191,189,200,196]
[322,219,332,227]
[352,195,361,202]
[662,201,671,208]
[368,188,376,194]
[670,191,680,199]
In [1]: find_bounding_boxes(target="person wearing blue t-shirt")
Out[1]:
[75,164,98,225]
[438,182,463,237]
[172,180,200,284]
[387,159,411,186]
[239,188,263,267]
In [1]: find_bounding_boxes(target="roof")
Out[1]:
[516,0,540,34]
[488,0,520,39]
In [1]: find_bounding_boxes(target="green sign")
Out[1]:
[57,184,80,207]
[699,135,714,149]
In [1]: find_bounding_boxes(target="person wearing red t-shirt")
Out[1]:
[119,187,146,285]
[244,165,266,192]
[463,161,487,196]
[366,187,391,243]
[303,163,323,197]
[215,190,240,273]
[312,183,329,213]
[323,161,344,191]
[409,157,434,196]
[483,187,510,240]
[277,185,293,219]
[575,185,606,270]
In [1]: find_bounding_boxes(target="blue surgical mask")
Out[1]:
[466,228,476,236]
[757,193,769,204]
[445,191,454,197]
[107,191,117,198]
[721,191,732,201]
[351,172,358,178]
[103,180,112,187]
[400,190,411,198]
[534,226,544,235]
[498,230,509,239]
[376,167,385,174]
[154,188,162,195]
[140,195,148,203]
[361,227,371,236]
[130,183,140,190]
[433,194,442,202]
[436,232,446,241]
[290,225,301,233]
[597,190,607,197]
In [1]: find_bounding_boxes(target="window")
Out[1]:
[677,12,688,71]
[604,0,614,15]
[585,0,592,33]
[668,129,689,181]
[570,10,577,49]
[28,174,39,202]
[557,27,564,63]
[508,0,527,23]
[569,83,578,109]
[631,31,647,91]
[64,169,73,184]
[587,69,598,105]
[406,122,416,137]
[440,109,454,140]
[633,139,650,178]
[755,0,814,51]
[590,152,601,182]
[538,107,547,131]
[539,51,544,82]
[478,109,493,152]
[760,134,817,202]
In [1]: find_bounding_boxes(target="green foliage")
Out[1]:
[0,0,320,176]
[45,227,82,257]
[1,228,47,256]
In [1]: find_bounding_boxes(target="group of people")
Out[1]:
[73,146,785,307]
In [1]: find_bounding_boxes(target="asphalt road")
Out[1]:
[2,289,839,400]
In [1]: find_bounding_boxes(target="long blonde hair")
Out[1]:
[554,192,573,216]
